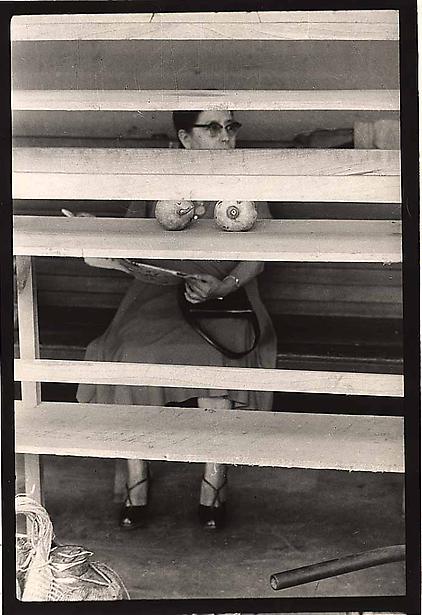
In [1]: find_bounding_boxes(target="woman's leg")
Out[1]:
[119,459,149,530]
[119,398,198,528]
[201,462,228,507]
[126,459,149,505]
[197,397,232,527]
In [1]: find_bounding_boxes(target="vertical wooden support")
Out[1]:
[16,256,43,504]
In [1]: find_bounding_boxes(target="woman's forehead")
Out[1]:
[196,110,233,123]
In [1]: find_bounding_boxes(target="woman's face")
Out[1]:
[178,110,237,150]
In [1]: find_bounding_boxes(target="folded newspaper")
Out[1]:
[84,257,198,285]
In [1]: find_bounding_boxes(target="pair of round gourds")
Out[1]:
[155,200,258,232]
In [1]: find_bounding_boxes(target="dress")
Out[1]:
[76,202,277,411]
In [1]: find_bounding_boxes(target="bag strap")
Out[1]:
[178,287,261,359]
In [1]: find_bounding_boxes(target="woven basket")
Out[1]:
[16,495,130,601]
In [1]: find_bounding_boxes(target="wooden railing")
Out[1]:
[11,10,399,41]
[12,10,404,502]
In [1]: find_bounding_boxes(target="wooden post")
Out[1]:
[16,256,43,504]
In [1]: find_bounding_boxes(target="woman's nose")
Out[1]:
[220,128,230,142]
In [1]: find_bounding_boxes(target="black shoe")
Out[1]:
[119,471,150,531]
[198,477,227,530]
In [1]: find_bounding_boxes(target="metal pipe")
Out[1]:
[270,544,405,591]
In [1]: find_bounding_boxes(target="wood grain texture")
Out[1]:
[14,401,404,472]
[14,359,404,397]
[13,173,401,203]
[256,10,398,23]
[12,11,399,25]
[15,257,43,503]
[14,145,400,203]
[36,275,401,302]
[10,21,398,41]
[11,43,399,102]
[12,90,400,112]
[13,217,402,263]
[13,148,401,176]
[150,12,261,22]
[16,257,41,407]
[23,455,43,504]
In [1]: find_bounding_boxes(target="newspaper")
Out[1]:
[84,257,198,285]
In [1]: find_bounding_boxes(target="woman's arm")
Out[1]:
[185,201,270,302]
[184,261,263,303]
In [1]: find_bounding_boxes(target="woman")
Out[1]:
[77,110,277,530]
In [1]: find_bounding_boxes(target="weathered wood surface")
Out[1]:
[14,359,404,397]
[255,11,398,23]
[16,257,40,407]
[14,401,404,472]
[12,90,400,112]
[13,148,401,176]
[12,11,399,24]
[13,173,400,203]
[15,257,43,501]
[13,217,402,263]
[12,10,398,27]
[11,42,399,98]
[11,12,398,41]
[13,147,401,202]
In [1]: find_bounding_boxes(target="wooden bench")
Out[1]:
[12,10,404,507]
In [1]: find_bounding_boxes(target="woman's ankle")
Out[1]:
[124,478,149,507]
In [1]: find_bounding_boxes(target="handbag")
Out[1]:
[178,285,261,359]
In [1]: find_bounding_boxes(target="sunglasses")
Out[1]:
[191,121,242,137]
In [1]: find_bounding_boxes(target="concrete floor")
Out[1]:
[38,455,405,600]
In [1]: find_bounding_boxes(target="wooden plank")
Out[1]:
[16,257,41,407]
[38,275,401,299]
[14,359,404,397]
[36,293,403,318]
[37,275,402,300]
[12,90,400,112]
[256,11,398,23]
[31,344,403,371]
[11,11,399,25]
[38,274,130,294]
[263,284,403,304]
[23,455,43,502]
[38,291,122,309]
[13,173,401,203]
[151,12,261,22]
[15,256,43,504]
[13,148,401,176]
[12,14,154,24]
[14,401,405,472]
[264,300,403,319]
[263,262,403,285]
[10,21,399,41]
[13,217,402,263]
[11,43,399,100]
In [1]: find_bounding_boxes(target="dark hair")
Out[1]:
[172,111,202,133]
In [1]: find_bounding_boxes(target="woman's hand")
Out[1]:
[184,274,223,304]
